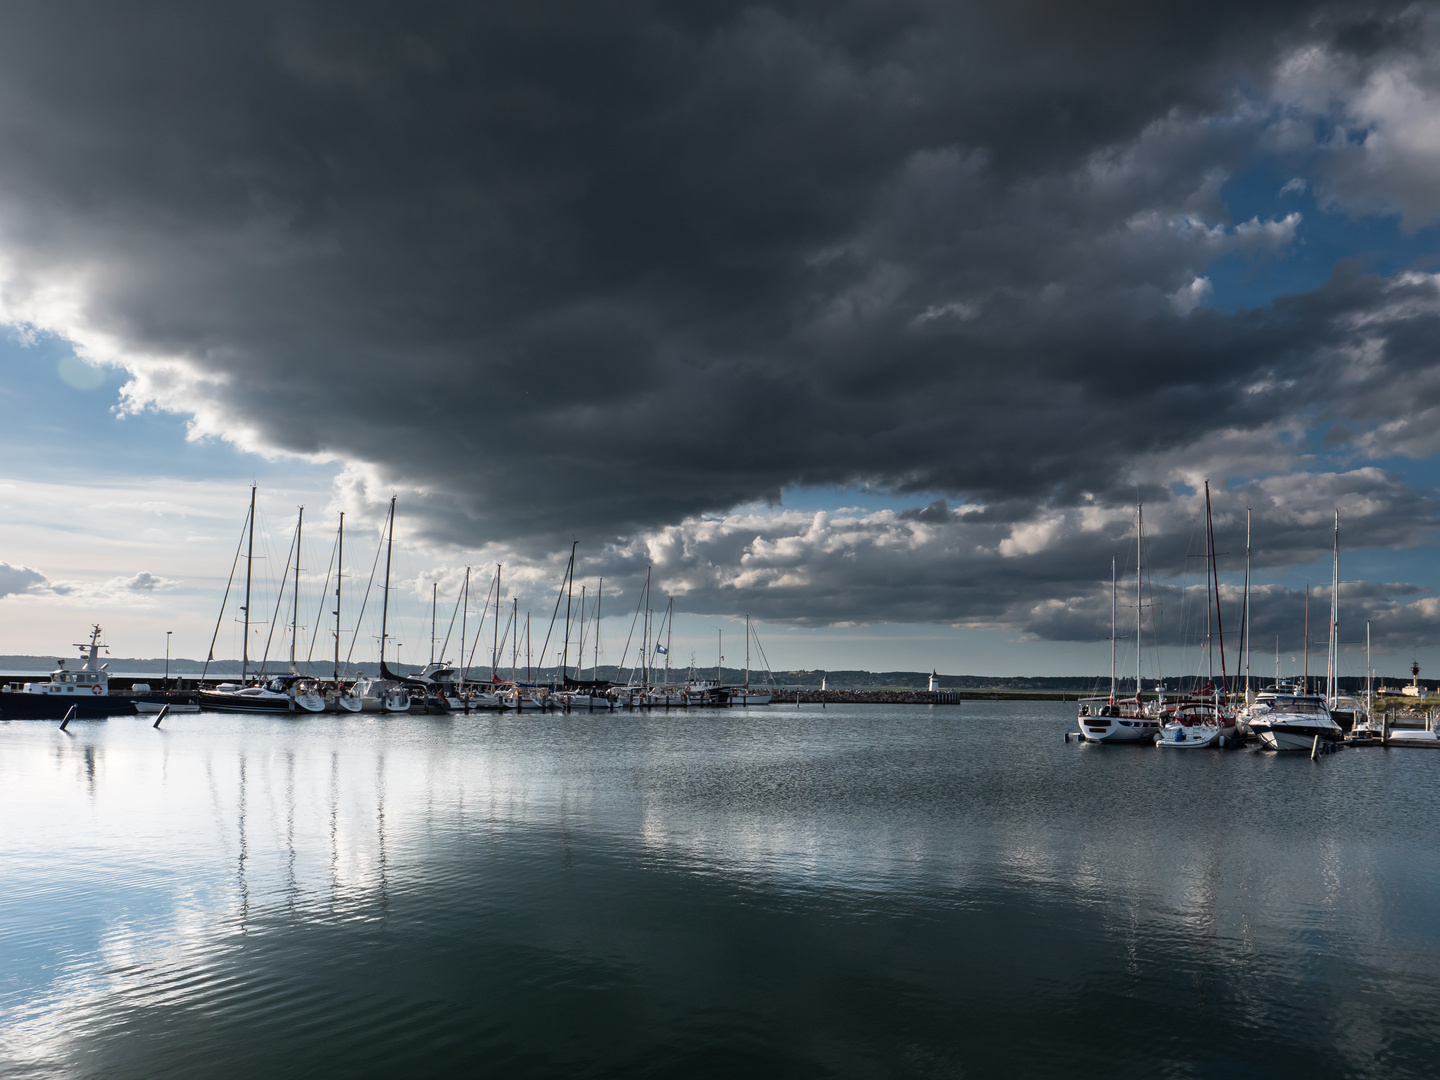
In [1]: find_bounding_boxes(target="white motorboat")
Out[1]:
[1247,694,1342,751]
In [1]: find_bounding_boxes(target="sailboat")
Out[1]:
[370,498,440,712]
[724,615,774,705]
[1322,512,1365,732]
[201,488,303,714]
[1077,505,1160,743]
[326,513,364,712]
[1347,621,1384,744]
[1157,482,1232,748]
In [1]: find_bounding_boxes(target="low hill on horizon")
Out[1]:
[0,656,1427,694]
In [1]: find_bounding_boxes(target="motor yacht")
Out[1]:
[1247,693,1342,751]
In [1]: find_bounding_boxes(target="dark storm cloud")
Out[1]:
[2,0,1440,635]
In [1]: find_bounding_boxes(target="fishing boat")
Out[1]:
[0,625,140,720]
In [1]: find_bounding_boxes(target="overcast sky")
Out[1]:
[3,0,1440,680]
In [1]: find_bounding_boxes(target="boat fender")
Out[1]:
[91,685,103,695]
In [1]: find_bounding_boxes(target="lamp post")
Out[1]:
[165,631,172,691]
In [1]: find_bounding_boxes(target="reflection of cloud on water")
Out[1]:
[2,713,1439,1077]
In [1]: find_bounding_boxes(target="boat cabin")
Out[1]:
[25,625,111,697]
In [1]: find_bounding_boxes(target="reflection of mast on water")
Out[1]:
[237,754,250,933]
[329,750,340,917]
[377,753,389,915]
[286,750,298,914]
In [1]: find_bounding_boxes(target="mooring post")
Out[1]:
[59,704,76,731]
[152,704,170,729]
[1311,733,1321,761]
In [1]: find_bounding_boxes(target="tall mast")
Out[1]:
[1135,503,1142,700]
[1110,555,1117,702]
[594,579,602,681]
[493,564,502,682]
[1303,585,1310,694]
[1204,483,1228,697]
[1204,492,1213,686]
[242,484,256,683]
[1366,620,1372,721]
[641,566,651,685]
[334,513,343,681]
[292,505,303,668]
[717,628,722,686]
[526,611,531,682]
[666,598,673,682]
[380,496,395,671]
[561,542,577,682]
[430,583,437,665]
[460,567,470,688]
[1244,508,1251,698]
[575,585,586,681]
[1328,511,1340,703]
[745,614,751,689]
[513,597,519,681]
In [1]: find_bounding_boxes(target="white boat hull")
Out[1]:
[1077,714,1160,743]
[1254,722,1342,752]
[1156,722,1221,748]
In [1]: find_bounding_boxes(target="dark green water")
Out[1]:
[2,702,1438,1078]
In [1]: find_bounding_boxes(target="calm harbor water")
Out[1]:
[2,701,1438,1078]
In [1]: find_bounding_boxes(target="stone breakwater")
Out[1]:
[780,688,1079,703]
[784,689,964,704]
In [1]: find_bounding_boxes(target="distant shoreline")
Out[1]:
[1,655,1423,700]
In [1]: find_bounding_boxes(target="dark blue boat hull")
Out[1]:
[0,691,139,720]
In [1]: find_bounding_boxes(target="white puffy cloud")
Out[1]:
[1271,11,1440,228]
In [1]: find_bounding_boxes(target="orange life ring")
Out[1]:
[91,685,103,695]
